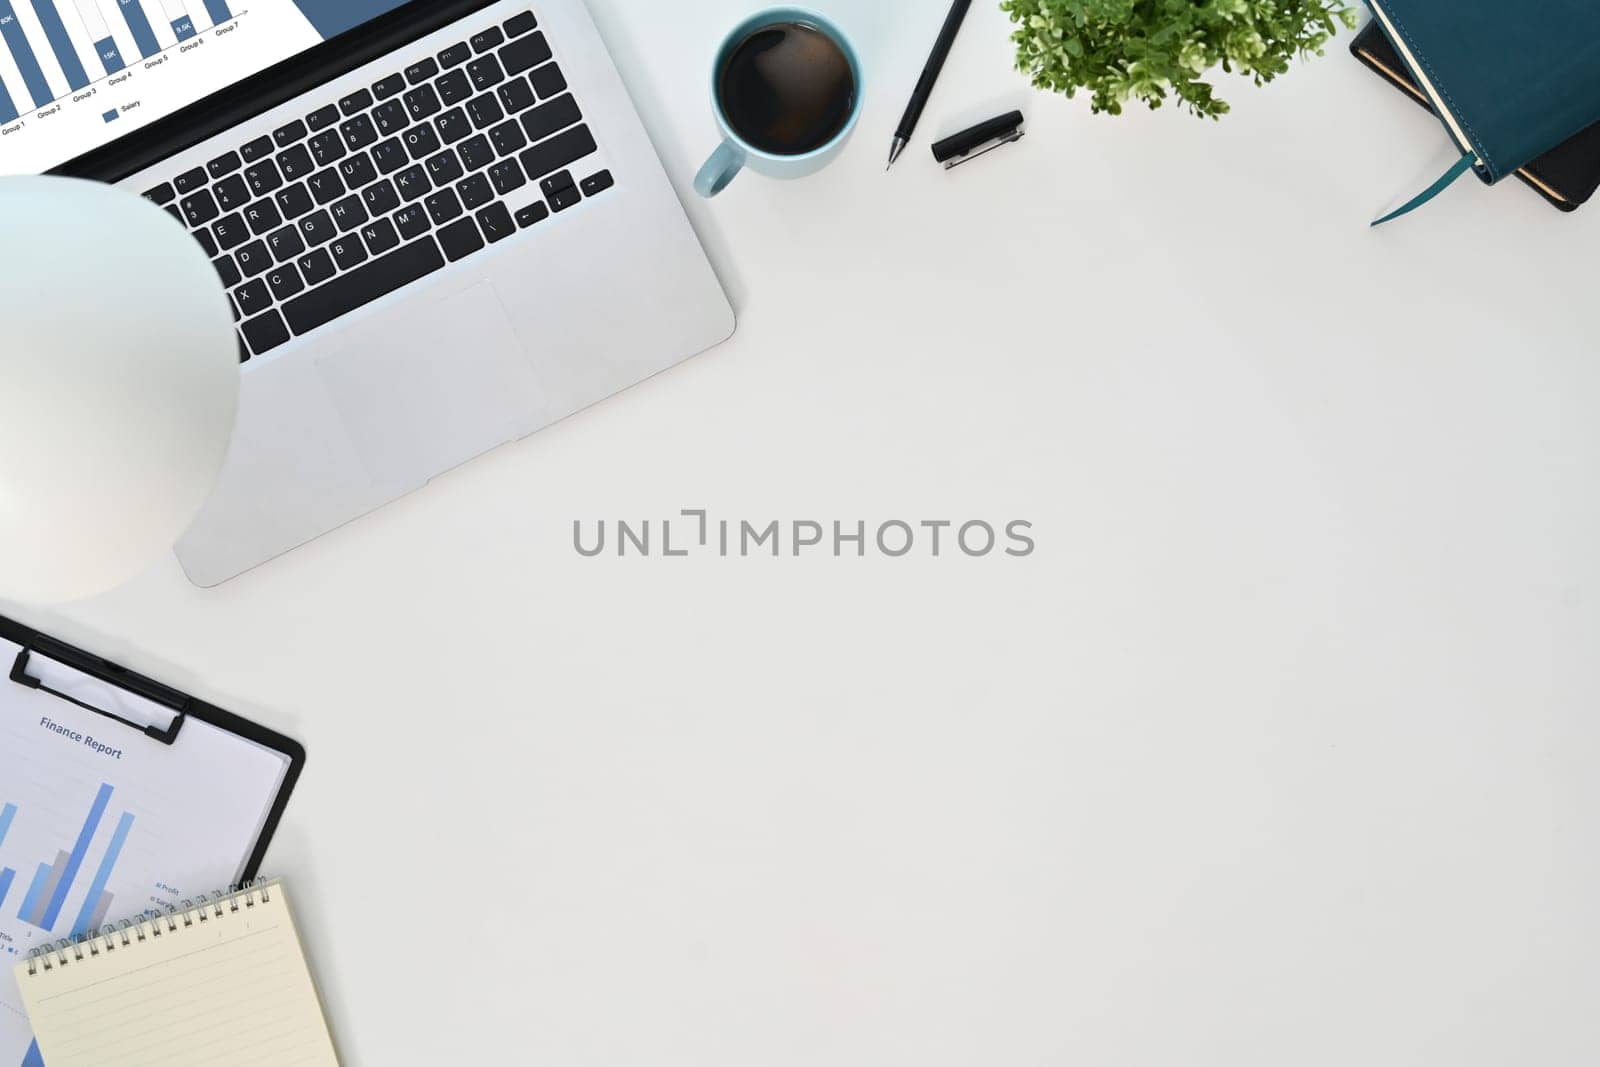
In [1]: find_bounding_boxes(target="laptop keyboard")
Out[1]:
[138,9,614,361]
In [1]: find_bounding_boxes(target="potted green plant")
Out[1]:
[1002,0,1358,119]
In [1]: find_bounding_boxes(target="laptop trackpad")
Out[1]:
[315,282,539,490]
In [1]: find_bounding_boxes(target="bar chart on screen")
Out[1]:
[0,0,324,175]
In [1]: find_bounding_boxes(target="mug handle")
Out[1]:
[694,140,745,198]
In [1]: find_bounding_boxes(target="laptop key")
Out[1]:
[273,119,307,148]
[181,189,220,226]
[458,134,495,171]
[467,55,504,92]
[514,201,548,228]
[194,227,219,257]
[549,185,581,212]
[518,124,596,182]
[234,240,272,277]
[528,62,566,99]
[437,216,484,262]
[361,217,401,255]
[330,195,369,231]
[374,99,409,136]
[241,310,291,355]
[208,151,242,179]
[309,167,346,204]
[404,84,441,121]
[244,198,283,235]
[339,88,373,116]
[373,72,407,100]
[476,202,514,243]
[425,149,464,186]
[341,114,379,151]
[173,167,207,194]
[239,135,272,163]
[580,169,614,196]
[143,182,176,205]
[214,174,250,211]
[489,118,526,156]
[437,69,471,106]
[329,234,368,271]
[309,130,346,166]
[504,11,537,37]
[457,173,492,210]
[522,94,581,143]
[339,152,378,190]
[363,178,400,216]
[405,57,439,84]
[266,262,304,300]
[267,224,305,262]
[263,265,302,303]
[298,208,336,247]
[244,160,283,197]
[277,143,314,180]
[500,32,551,76]
[489,158,525,195]
[307,104,340,131]
[297,247,336,285]
[471,27,503,53]
[394,164,431,201]
[215,256,241,288]
[234,278,271,317]
[404,123,441,159]
[465,92,503,130]
[436,107,472,144]
[275,181,314,219]
[394,202,432,240]
[497,76,536,113]
[541,170,575,197]
[438,41,471,68]
[213,212,250,250]
[424,186,463,225]
[372,137,409,174]
[283,238,444,335]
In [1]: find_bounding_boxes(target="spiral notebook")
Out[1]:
[14,880,338,1066]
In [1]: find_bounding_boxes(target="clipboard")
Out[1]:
[0,613,306,1067]
[0,612,305,899]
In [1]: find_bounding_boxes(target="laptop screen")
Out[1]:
[0,0,409,174]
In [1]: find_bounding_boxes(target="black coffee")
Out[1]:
[718,22,855,156]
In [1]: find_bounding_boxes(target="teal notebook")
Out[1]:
[1365,0,1600,222]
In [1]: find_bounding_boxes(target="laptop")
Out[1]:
[5,0,734,585]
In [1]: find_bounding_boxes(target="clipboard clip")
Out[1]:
[9,638,187,746]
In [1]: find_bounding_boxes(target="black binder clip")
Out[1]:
[9,637,187,745]
[931,110,1025,169]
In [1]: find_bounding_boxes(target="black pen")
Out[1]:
[887,0,973,169]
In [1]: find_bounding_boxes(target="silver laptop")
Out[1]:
[17,0,732,585]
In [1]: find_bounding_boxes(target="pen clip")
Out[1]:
[945,129,1025,169]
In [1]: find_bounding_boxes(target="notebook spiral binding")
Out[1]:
[22,878,274,977]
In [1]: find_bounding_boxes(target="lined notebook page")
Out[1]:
[15,881,338,1067]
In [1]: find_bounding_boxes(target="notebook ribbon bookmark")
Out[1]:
[1371,152,1479,226]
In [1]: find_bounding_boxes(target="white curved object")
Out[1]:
[0,176,238,603]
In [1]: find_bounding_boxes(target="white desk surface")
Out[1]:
[12,1,1600,1063]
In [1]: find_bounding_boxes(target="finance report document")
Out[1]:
[0,0,408,175]
[0,634,295,1066]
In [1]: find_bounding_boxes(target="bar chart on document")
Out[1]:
[0,0,322,173]
[0,761,197,1065]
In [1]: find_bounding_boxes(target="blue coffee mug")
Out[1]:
[694,8,863,198]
